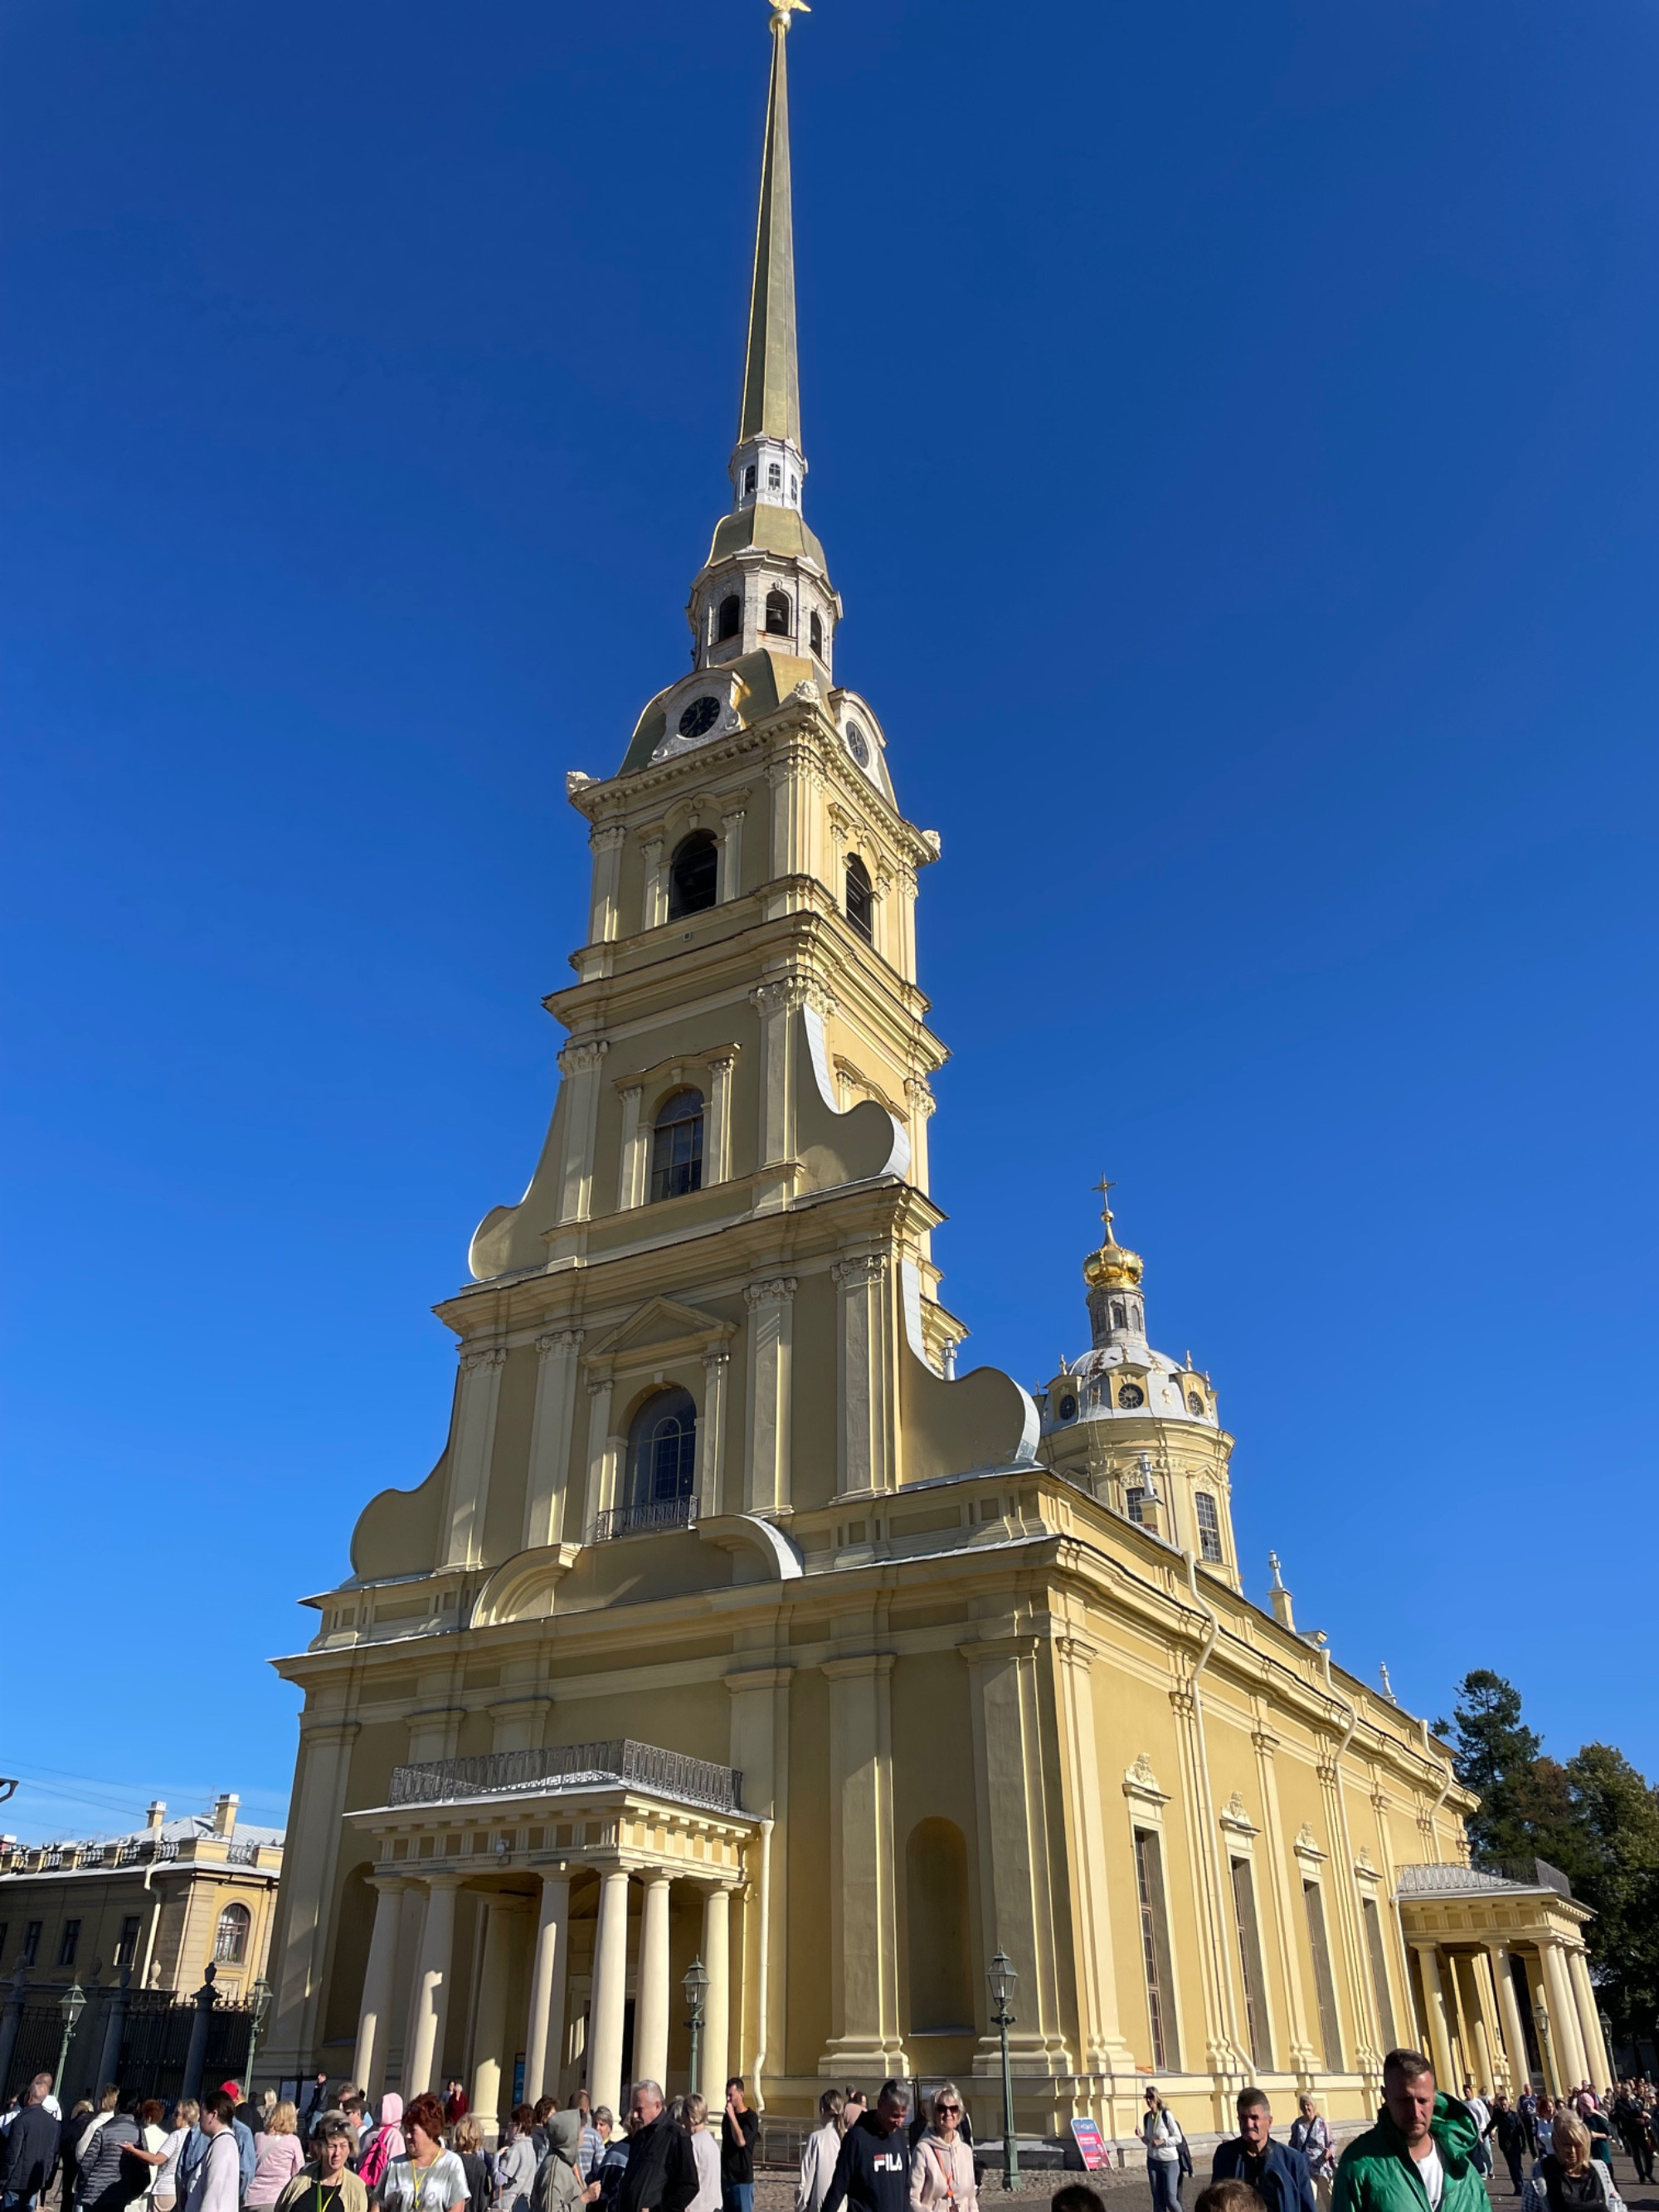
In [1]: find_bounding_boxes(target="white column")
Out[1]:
[469,1898,520,2135]
[523,1332,584,1551]
[1540,1941,1588,2089]
[634,1876,673,2089]
[705,1053,737,1184]
[1492,1946,1533,2092]
[616,1086,648,1211]
[443,1346,507,1567]
[718,808,746,904]
[1567,1946,1611,2088]
[557,1039,610,1225]
[744,1278,795,1513]
[406,1875,460,2096]
[523,1872,571,2105]
[588,1871,632,2120]
[834,1254,894,1495]
[699,1887,732,2109]
[1415,1944,1457,2093]
[897,864,919,982]
[640,838,666,933]
[698,1350,731,1520]
[588,823,625,945]
[584,1376,618,1534]
[352,1876,406,2098]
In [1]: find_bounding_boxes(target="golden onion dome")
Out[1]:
[1083,1231,1143,1289]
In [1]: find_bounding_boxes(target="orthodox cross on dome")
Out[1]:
[1092,1173,1117,1238]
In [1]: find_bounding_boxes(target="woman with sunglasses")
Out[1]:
[909,2088,975,2212]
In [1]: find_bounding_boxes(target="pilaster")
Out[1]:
[266,1717,360,2078]
[1053,1635,1136,2075]
[640,836,666,932]
[707,1051,737,1183]
[719,806,747,903]
[616,1085,647,1211]
[557,1037,610,1225]
[818,1651,907,2076]
[524,1331,584,1550]
[444,1346,507,1568]
[744,1277,796,1513]
[834,1253,896,1496]
[584,1375,619,1531]
[588,822,626,945]
[700,1347,732,1518]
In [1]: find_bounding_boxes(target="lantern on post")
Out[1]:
[683,1956,709,2099]
[985,1951,1019,2192]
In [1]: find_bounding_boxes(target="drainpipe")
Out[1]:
[749,1819,775,2111]
[138,1855,166,1990]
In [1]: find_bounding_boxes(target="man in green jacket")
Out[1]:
[1332,2049,1486,2212]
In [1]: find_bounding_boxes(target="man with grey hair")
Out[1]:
[822,2082,912,2212]
[1,2074,60,2212]
[611,2083,697,2212]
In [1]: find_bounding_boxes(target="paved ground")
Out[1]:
[754,2161,1659,2206]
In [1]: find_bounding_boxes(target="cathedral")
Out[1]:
[262,5,1612,2146]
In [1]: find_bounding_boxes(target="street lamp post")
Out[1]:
[244,1977,273,2092]
[56,1981,86,2101]
[1533,2000,1553,2093]
[683,1956,709,2100]
[986,1951,1019,2194]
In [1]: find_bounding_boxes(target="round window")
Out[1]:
[845,722,870,767]
[1117,1383,1145,1409]
[678,695,722,739]
[1187,1390,1205,1416]
[1057,1394,1078,1422]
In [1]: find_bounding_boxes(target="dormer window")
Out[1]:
[744,464,757,495]
[767,461,781,490]
[764,589,791,636]
[844,852,874,944]
[810,611,824,657]
[717,593,742,642]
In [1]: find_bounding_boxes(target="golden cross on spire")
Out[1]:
[771,0,811,13]
[1092,1174,1117,1234]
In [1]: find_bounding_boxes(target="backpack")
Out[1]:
[359,2131,395,2196]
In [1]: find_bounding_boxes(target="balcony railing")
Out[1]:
[387,1737,743,1816]
[591,1494,695,1543]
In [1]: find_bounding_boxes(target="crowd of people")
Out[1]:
[6,2047,1659,2212]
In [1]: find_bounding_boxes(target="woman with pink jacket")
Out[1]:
[909,2088,976,2212]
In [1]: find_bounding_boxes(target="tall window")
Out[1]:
[1126,1485,1151,1526]
[1230,1859,1272,2068]
[718,592,742,641]
[649,1089,704,1202]
[667,831,718,918]
[1361,1896,1396,2049]
[1195,1493,1223,1563]
[906,1819,974,2033]
[57,1919,80,1967]
[22,1922,40,1966]
[743,465,757,495]
[1303,1881,1343,2071]
[1134,1830,1180,2071]
[116,1915,142,1969]
[810,610,824,656]
[767,461,781,490]
[628,1386,698,1507]
[764,588,791,636]
[844,854,874,943]
[215,1902,251,1965]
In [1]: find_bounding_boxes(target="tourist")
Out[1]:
[1331,2049,1486,2212]
[0,2073,60,2212]
[580,2110,610,2187]
[444,2090,469,2132]
[498,2110,538,2212]
[1213,2093,1313,2212]
[532,2102,559,2165]
[1491,2097,1529,2196]
[1142,2090,1187,2212]
[187,2094,246,2212]
[358,2095,408,2200]
[450,2117,490,2212]
[908,2085,974,2212]
[276,2117,368,2212]
[720,2082,759,2212]
[1288,2098,1335,2212]
[1574,2100,1613,2176]
[614,2082,697,2212]
[217,2088,258,2198]
[530,2112,588,2212]
[1461,2089,1491,2179]
[1520,2111,1624,2212]
[1519,2096,1539,2161]
[682,2096,719,2212]
[1194,2187,1269,2212]
[75,2094,141,2212]
[797,2093,845,2212]
[249,2103,305,2207]
[821,2080,912,2212]
[378,2095,467,2212]
[1053,2191,1111,2212]
[304,2083,333,2132]
[841,2098,866,2138]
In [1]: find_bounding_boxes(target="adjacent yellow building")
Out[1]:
[260,4,1613,2146]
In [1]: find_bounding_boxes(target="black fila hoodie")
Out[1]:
[822,2114,912,2212]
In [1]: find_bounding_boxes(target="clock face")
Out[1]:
[678,695,722,739]
[1117,1383,1145,1410]
[844,721,870,767]
[1187,1390,1205,1416]
[1057,1394,1078,1422]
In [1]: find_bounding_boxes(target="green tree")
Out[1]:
[1435,1669,1545,1864]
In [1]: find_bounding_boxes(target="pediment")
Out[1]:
[584,1295,736,1374]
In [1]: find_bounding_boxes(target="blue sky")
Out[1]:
[5,0,1657,1845]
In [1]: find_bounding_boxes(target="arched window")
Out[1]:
[1110,1301,1126,1329]
[717,593,742,642]
[214,1902,251,1965]
[1195,1493,1223,1563]
[649,1088,704,1202]
[628,1386,698,1507]
[743,464,757,495]
[906,1819,974,2033]
[810,611,824,657]
[844,853,874,943]
[668,831,718,919]
[764,589,791,636]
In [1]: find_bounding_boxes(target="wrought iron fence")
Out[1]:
[0,1983,255,2106]
[591,1494,695,1543]
[388,1737,742,1815]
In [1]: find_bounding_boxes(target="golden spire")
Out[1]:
[739,2,805,449]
